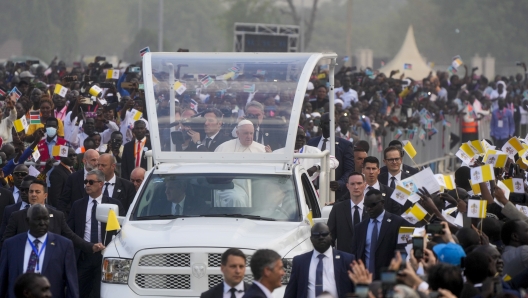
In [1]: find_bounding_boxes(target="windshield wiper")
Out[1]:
[136,214,198,220]
[200,214,276,221]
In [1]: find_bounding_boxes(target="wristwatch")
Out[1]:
[195,140,202,145]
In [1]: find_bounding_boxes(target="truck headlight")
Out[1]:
[102,258,132,284]
[281,258,293,285]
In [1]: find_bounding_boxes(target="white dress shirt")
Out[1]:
[24,232,47,273]
[388,172,402,185]
[308,247,338,298]
[317,137,331,152]
[253,281,273,298]
[351,200,364,224]
[13,187,20,203]
[84,194,103,242]
[223,281,245,298]
[172,197,186,215]
[104,175,117,197]
[19,201,29,210]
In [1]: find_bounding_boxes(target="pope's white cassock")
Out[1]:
[214,138,266,153]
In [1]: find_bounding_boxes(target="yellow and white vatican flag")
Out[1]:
[467,199,487,218]
[470,164,495,184]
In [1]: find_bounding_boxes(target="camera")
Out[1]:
[180,116,205,132]
[95,56,106,62]
[99,82,115,88]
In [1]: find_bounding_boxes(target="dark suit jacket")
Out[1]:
[307,136,355,199]
[108,176,136,213]
[284,249,355,298]
[57,169,86,216]
[121,138,152,181]
[1,205,92,254]
[49,164,72,208]
[0,188,14,224]
[0,202,22,240]
[350,212,411,279]
[380,164,419,176]
[200,281,251,298]
[187,131,233,152]
[242,283,268,298]
[328,199,368,254]
[67,195,124,259]
[0,232,79,298]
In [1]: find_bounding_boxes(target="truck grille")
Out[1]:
[207,253,252,267]
[138,253,191,267]
[135,274,191,289]
[130,248,255,295]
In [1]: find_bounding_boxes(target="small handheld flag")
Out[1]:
[139,46,150,57]
[10,87,22,101]
[173,81,187,95]
[467,199,487,218]
[29,111,40,125]
[14,116,28,132]
[403,63,412,70]
[89,85,103,97]
[106,209,121,231]
[130,109,143,121]
[54,84,68,98]
[52,145,69,158]
[106,69,120,80]
[402,140,417,159]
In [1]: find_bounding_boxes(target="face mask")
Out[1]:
[46,127,57,137]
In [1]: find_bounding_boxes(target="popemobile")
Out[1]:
[97,51,339,297]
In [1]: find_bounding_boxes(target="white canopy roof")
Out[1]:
[379,25,432,80]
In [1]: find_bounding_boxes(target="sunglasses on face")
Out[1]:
[365,201,383,208]
[84,179,101,185]
[311,232,330,238]
[68,154,77,157]
[20,188,29,193]
[13,172,28,177]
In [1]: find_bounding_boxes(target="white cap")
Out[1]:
[334,99,344,106]
[237,119,253,128]
[307,82,314,91]
[311,112,321,118]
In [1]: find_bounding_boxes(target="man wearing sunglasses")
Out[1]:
[350,189,412,280]
[11,164,29,204]
[378,145,416,189]
[0,176,34,239]
[58,149,100,217]
[284,223,355,298]
[1,180,100,257]
[67,169,124,298]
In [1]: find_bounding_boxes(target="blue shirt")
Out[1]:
[365,210,385,267]
[46,136,58,157]
[490,108,515,140]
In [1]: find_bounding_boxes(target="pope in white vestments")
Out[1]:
[215,120,266,153]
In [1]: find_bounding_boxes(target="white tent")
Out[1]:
[379,25,432,80]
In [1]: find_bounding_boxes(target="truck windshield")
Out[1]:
[131,174,300,222]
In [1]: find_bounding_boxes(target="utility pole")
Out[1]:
[346,0,352,66]
[158,0,163,51]
[300,0,305,52]
[138,0,143,30]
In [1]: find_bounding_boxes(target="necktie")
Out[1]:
[135,141,141,167]
[390,177,396,189]
[26,239,40,273]
[369,219,379,276]
[24,204,29,209]
[254,129,259,142]
[174,204,181,215]
[205,138,212,149]
[353,205,360,226]
[321,138,328,151]
[315,254,325,296]
[90,200,98,243]
[103,183,110,197]
[229,288,237,298]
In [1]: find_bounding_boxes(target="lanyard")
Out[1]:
[28,236,47,272]
[293,147,304,164]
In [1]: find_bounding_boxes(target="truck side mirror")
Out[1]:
[96,203,124,225]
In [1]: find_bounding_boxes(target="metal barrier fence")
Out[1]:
[354,115,463,174]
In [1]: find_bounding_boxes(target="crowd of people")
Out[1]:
[0,54,527,298]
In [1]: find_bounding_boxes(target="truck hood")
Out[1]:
[113,217,310,258]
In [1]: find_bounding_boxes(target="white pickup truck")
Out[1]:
[97,52,338,297]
